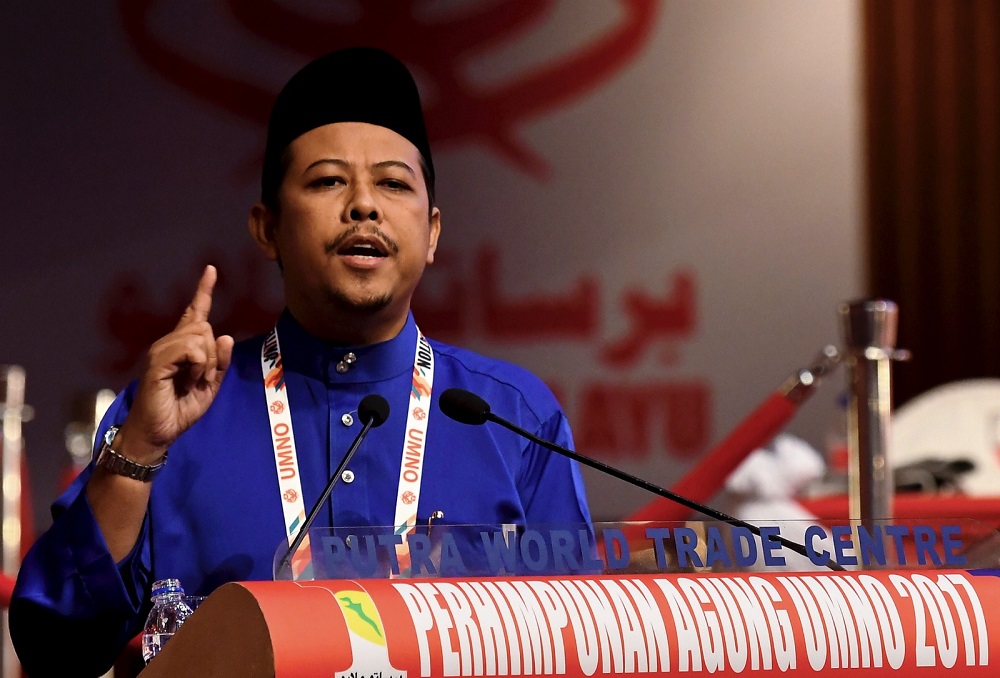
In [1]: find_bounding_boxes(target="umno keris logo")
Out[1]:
[102,1,712,467]
[118,0,659,178]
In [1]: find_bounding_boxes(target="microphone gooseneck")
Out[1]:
[438,387,844,572]
[277,393,390,577]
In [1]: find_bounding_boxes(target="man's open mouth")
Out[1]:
[336,237,389,258]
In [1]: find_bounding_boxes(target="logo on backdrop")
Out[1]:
[118,0,659,178]
[104,1,709,464]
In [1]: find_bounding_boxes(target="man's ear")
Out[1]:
[426,206,441,265]
[248,202,279,261]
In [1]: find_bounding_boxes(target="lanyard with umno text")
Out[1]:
[261,324,434,580]
[261,327,311,579]
[392,331,434,576]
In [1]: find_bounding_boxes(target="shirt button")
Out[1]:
[341,413,354,426]
[335,352,358,374]
[341,470,355,484]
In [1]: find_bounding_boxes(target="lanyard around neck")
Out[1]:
[260,324,434,579]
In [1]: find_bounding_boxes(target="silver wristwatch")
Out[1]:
[95,425,168,482]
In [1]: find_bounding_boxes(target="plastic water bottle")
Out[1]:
[141,578,195,663]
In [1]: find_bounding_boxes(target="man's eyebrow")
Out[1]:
[373,160,416,177]
[304,158,350,172]
[302,158,416,177]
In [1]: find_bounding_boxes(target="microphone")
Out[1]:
[277,394,390,577]
[439,388,491,425]
[438,387,844,571]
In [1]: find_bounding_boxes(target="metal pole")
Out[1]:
[65,389,116,477]
[838,300,901,526]
[1,366,25,678]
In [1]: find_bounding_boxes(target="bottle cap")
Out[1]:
[150,578,185,598]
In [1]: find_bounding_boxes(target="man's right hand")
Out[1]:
[112,265,235,464]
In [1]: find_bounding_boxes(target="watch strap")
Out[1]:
[95,425,168,482]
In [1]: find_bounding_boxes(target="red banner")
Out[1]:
[244,570,1000,676]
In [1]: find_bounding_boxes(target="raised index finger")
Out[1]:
[176,265,218,329]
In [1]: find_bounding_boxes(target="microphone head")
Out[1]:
[358,394,390,427]
[439,388,491,425]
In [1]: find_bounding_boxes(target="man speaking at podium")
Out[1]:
[11,47,592,676]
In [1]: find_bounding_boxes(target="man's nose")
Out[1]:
[349,206,378,221]
[346,184,380,222]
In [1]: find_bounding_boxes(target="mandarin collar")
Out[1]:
[274,309,419,384]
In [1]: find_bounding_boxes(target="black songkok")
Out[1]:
[261,47,434,206]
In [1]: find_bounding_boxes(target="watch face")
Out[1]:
[96,426,164,482]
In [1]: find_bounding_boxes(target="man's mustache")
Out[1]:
[326,224,400,255]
